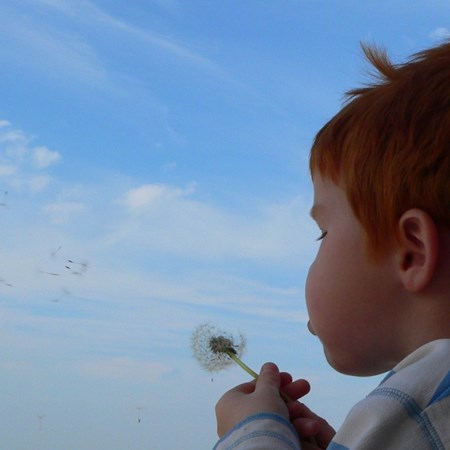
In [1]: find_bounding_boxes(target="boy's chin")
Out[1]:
[324,348,389,377]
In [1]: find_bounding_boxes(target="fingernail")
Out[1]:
[261,362,278,373]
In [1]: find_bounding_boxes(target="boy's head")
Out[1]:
[310,41,450,259]
[306,41,450,375]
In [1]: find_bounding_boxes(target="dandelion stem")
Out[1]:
[226,350,293,404]
[226,350,259,378]
[226,350,292,401]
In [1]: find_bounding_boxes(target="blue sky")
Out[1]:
[0,1,448,449]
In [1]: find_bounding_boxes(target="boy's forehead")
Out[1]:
[310,176,328,219]
[310,176,350,219]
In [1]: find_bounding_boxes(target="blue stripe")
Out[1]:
[328,442,350,450]
[369,387,445,450]
[212,413,298,450]
[379,369,395,385]
[223,429,299,450]
[428,371,450,405]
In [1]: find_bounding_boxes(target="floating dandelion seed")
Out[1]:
[191,323,258,378]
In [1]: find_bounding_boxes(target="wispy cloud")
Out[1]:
[0,7,107,84]
[1,120,314,315]
[29,0,229,79]
[0,121,61,192]
[0,164,16,176]
[429,27,450,40]
[76,357,172,381]
[121,182,196,210]
[32,146,61,169]
[42,200,87,224]
[112,183,316,263]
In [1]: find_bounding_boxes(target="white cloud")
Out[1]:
[0,121,60,191]
[0,7,107,85]
[0,164,16,176]
[31,146,61,168]
[0,124,26,151]
[31,0,229,81]
[121,182,196,210]
[429,27,450,40]
[28,175,52,192]
[112,186,316,263]
[123,184,169,208]
[42,200,86,224]
[43,200,85,213]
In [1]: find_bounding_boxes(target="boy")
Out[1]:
[213,41,450,449]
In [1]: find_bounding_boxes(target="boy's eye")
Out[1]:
[316,230,327,241]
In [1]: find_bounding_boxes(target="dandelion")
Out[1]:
[191,323,258,378]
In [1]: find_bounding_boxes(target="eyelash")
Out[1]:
[316,230,327,241]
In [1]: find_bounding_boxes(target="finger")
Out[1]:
[291,417,319,437]
[255,362,281,395]
[256,363,296,405]
[282,378,311,401]
[294,402,325,421]
[229,379,257,395]
[280,372,293,386]
[298,441,321,450]
[292,403,335,448]
[288,401,318,426]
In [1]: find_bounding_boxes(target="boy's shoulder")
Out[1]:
[376,338,450,405]
[331,339,450,450]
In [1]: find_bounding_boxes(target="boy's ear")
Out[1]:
[396,209,439,293]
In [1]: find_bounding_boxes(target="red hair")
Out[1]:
[310,41,450,258]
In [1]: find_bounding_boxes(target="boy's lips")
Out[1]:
[307,320,316,335]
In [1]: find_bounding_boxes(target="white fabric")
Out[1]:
[330,339,450,450]
[212,412,300,450]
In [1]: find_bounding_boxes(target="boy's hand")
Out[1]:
[289,402,336,449]
[215,362,310,437]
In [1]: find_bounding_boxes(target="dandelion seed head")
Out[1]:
[209,336,237,355]
[191,323,246,372]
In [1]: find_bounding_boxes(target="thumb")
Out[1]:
[255,362,281,393]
